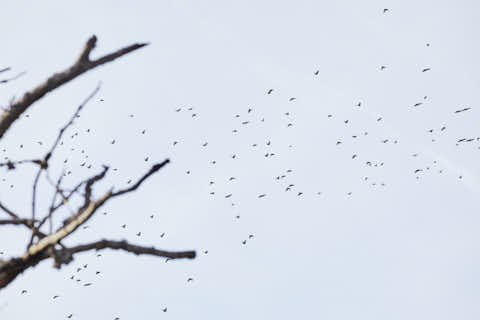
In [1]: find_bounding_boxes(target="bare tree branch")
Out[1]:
[0,219,36,226]
[0,201,21,220]
[31,169,43,223]
[0,35,148,139]
[111,160,170,198]
[0,71,26,85]
[45,84,101,163]
[0,159,42,170]
[68,240,196,259]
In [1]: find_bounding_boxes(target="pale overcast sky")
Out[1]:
[1,1,480,319]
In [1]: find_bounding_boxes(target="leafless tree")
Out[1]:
[0,36,196,290]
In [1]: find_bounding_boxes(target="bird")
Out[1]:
[160,232,165,238]
[383,8,389,13]
[380,65,387,70]
[83,283,92,287]
[136,232,141,237]
[413,102,423,107]
[225,194,232,198]
[267,89,274,94]
[422,68,431,72]
[67,314,73,319]
[21,289,27,294]
[258,194,267,198]
[187,277,194,282]
[53,295,60,299]
[289,97,296,102]
[454,107,471,113]
[314,70,319,75]
[162,308,168,313]
[121,224,126,228]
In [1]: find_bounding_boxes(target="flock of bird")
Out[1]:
[1,7,477,319]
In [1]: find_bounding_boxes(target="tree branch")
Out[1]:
[111,160,170,198]
[0,219,36,226]
[68,240,196,259]
[0,35,148,139]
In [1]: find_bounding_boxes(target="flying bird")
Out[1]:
[454,107,471,113]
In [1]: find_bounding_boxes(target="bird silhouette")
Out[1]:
[454,107,471,113]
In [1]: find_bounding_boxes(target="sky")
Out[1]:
[1,0,480,319]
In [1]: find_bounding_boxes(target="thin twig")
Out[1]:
[0,71,26,84]
[111,160,170,198]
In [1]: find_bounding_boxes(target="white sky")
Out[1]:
[1,0,480,319]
